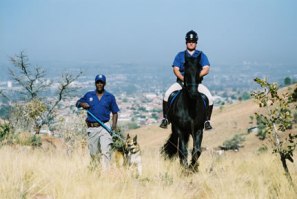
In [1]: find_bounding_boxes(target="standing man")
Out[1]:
[76,74,120,170]
[160,30,214,130]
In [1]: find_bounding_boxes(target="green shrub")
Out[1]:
[251,78,297,182]
[30,135,42,148]
[257,145,268,154]
[220,134,245,151]
[127,122,140,130]
[0,123,10,143]
[292,87,297,102]
[256,124,267,140]
[284,77,292,86]
[255,115,267,140]
[111,128,125,151]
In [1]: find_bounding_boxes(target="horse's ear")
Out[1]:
[133,135,137,143]
[127,134,130,139]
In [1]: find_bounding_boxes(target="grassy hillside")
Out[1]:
[132,84,297,153]
[0,84,296,199]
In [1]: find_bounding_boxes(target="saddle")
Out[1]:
[167,90,208,111]
[168,90,181,107]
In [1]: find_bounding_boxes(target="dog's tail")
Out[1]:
[161,130,178,159]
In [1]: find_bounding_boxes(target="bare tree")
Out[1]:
[9,51,50,100]
[39,72,82,134]
[8,51,82,134]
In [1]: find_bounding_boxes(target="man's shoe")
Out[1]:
[204,121,212,130]
[160,118,168,129]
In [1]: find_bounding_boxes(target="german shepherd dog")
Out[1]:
[113,134,142,176]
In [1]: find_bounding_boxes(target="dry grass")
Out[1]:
[0,143,296,199]
[1,84,296,198]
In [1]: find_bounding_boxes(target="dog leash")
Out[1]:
[85,109,125,142]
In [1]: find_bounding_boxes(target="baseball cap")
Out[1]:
[95,74,106,83]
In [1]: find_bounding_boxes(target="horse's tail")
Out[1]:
[161,130,178,159]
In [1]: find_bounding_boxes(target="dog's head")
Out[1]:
[125,134,140,154]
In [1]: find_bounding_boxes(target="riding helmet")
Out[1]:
[185,30,198,42]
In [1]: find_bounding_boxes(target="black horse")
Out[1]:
[161,52,208,171]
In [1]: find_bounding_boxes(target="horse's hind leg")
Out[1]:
[190,129,203,172]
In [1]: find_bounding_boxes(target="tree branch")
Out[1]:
[46,71,82,120]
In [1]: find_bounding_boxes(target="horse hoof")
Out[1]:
[190,165,199,173]
[190,162,199,172]
[181,168,191,176]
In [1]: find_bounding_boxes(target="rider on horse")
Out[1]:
[160,30,214,130]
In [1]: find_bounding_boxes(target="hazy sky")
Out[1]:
[1,0,296,67]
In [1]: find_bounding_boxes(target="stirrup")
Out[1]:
[160,118,168,129]
[204,121,212,130]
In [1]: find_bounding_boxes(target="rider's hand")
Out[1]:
[80,102,90,109]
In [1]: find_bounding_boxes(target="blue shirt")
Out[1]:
[172,50,210,75]
[76,90,120,123]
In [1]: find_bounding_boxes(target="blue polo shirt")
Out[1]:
[76,90,120,123]
[172,50,210,75]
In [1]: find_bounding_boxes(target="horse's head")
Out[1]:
[183,55,202,99]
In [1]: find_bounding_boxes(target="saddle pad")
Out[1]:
[168,91,208,109]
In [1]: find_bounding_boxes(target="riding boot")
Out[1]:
[205,105,213,130]
[160,100,169,129]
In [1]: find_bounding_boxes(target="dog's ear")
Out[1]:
[127,133,130,139]
[133,135,137,144]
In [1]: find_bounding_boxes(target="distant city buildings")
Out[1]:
[7,81,12,88]
[1,62,296,129]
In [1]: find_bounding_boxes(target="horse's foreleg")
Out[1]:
[191,129,203,172]
[178,131,188,168]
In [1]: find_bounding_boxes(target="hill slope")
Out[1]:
[127,84,297,154]
[127,99,258,152]
[1,84,296,199]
